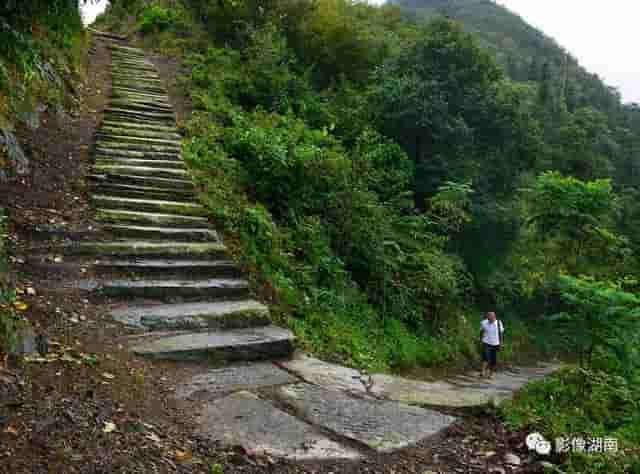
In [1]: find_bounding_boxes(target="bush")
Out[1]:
[140,5,182,35]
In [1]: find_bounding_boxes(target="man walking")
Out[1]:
[480,311,504,378]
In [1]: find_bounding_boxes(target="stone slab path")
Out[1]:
[33,31,565,463]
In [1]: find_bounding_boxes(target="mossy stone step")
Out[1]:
[94,157,185,169]
[107,101,173,114]
[99,277,249,299]
[101,120,178,134]
[94,147,180,160]
[89,182,195,201]
[105,107,174,120]
[112,62,157,71]
[128,325,294,361]
[95,258,239,279]
[109,97,171,109]
[112,300,269,330]
[93,165,188,180]
[111,89,170,101]
[96,133,181,147]
[102,115,175,128]
[92,195,207,217]
[111,88,169,100]
[95,143,181,156]
[100,224,215,241]
[110,84,166,95]
[96,209,206,227]
[89,173,194,190]
[68,240,226,258]
[100,127,180,141]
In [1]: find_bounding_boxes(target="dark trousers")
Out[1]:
[482,343,499,368]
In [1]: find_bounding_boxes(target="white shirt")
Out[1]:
[481,319,504,346]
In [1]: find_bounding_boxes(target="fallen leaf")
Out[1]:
[174,450,192,462]
[103,421,116,433]
[14,302,28,311]
[102,372,115,380]
[4,426,18,436]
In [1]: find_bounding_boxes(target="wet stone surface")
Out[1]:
[196,391,362,461]
[276,383,456,452]
[176,362,297,400]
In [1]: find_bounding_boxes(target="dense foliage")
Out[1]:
[95,0,640,468]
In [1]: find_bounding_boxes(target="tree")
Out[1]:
[550,275,640,372]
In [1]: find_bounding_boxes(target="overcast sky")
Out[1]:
[81,1,109,25]
[496,1,639,104]
[81,0,639,104]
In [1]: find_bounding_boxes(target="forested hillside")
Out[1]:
[0,0,637,470]
[1,1,87,362]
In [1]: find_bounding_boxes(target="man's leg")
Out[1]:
[489,346,498,377]
[481,344,489,377]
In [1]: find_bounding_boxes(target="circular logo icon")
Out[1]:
[535,439,552,455]
[526,432,545,451]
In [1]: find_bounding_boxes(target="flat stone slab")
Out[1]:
[176,363,297,399]
[370,374,511,408]
[101,224,217,241]
[93,165,188,180]
[99,277,249,299]
[129,325,295,361]
[68,241,226,258]
[369,364,565,408]
[92,195,207,217]
[111,299,269,329]
[280,354,368,394]
[277,383,455,452]
[96,209,207,227]
[196,391,361,460]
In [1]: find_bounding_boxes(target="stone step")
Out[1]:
[94,157,185,169]
[95,209,207,227]
[95,258,238,279]
[109,97,172,109]
[97,277,249,299]
[128,325,294,361]
[96,133,181,147]
[101,120,178,134]
[111,72,162,82]
[93,147,181,160]
[111,86,169,98]
[110,84,167,95]
[93,165,189,180]
[100,224,215,241]
[101,122,178,135]
[107,101,173,115]
[193,391,360,460]
[66,241,227,258]
[102,115,175,128]
[112,62,157,71]
[89,173,194,190]
[275,383,455,453]
[92,195,207,217]
[88,27,127,41]
[100,127,180,141]
[112,300,268,330]
[111,89,170,102]
[89,182,195,201]
[111,79,164,90]
[112,71,160,81]
[105,107,174,120]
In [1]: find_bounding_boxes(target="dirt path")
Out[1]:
[0,33,554,474]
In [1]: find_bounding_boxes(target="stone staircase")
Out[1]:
[28,32,565,462]
[78,40,296,361]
